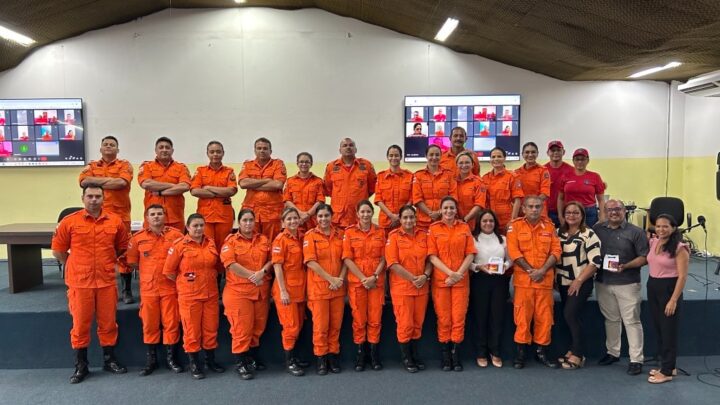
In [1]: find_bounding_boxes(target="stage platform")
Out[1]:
[1,258,719,369]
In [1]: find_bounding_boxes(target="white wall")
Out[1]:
[0,8,672,164]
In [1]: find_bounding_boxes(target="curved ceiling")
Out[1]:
[0,0,718,81]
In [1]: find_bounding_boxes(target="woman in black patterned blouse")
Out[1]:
[556,201,602,369]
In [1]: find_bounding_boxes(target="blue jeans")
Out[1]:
[548,211,560,228]
[585,206,599,227]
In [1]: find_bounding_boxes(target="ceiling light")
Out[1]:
[628,61,682,79]
[0,24,35,46]
[435,18,459,42]
[234,0,247,3]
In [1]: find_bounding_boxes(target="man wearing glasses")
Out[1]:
[593,200,649,376]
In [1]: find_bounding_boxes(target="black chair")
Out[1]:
[645,197,684,234]
[44,207,83,277]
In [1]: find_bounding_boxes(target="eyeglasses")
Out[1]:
[606,207,624,213]
[564,211,582,216]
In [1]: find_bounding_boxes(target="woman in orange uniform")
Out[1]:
[304,203,347,375]
[428,196,477,372]
[375,145,413,236]
[514,142,550,217]
[283,152,325,232]
[456,151,486,230]
[163,214,224,380]
[386,205,432,373]
[220,209,272,380]
[482,147,524,233]
[272,207,309,377]
[343,200,386,372]
[413,144,458,231]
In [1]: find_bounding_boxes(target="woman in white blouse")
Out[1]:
[469,210,512,368]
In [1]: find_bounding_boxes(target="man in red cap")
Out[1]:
[544,140,574,227]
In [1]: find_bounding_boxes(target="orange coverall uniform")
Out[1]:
[51,210,129,349]
[412,168,458,231]
[163,235,220,353]
[514,164,551,217]
[482,168,524,232]
[271,229,307,351]
[385,228,430,343]
[506,217,561,346]
[440,149,480,178]
[323,158,377,228]
[138,159,192,231]
[126,226,183,345]
[191,165,237,252]
[456,174,487,230]
[374,168,413,233]
[428,220,477,343]
[342,224,386,344]
[304,226,346,356]
[220,232,272,354]
[239,158,287,241]
[283,173,325,232]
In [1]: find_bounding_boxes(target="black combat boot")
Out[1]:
[204,349,225,373]
[139,344,158,376]
[354,343,366,371]
[102,346,127,374]
[399,343,418,373]
[121,272,135,304]
[69,348,89,384]
[165,344,184,373]
[188,352,205,380]
[284,350,304,377]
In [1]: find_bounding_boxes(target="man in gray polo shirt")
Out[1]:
[593,199,649,376]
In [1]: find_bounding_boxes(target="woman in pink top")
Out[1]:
[646,214,689,384]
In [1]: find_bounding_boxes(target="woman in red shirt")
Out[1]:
[557,148,606,227]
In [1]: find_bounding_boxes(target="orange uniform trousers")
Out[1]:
[167,222,185,233]
[204,222,234,253]
[391,293,429,343]
[68,285,118,349]
[255,220,282,242]
[307,296,345,356]
[513,286,554,345]
[117,221,132,274]
[432,285,470,343]
[139,294,180,345]
[348,283,384,344]
[178,296,219,353]
[274,301,307,351]
[223,284,270,354]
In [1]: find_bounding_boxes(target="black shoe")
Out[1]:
[535,346,559,369]
[120,273,135,304]
[441,343,452,371]
[316,355,328,375]
[234,354,254,380]
[627,362,643,375]
[204,349,225,373]
[165,344,184,373]
[293,355,310,369]
[450,342,463,371]
[284,350,304,377]
[247,347,266,371]
[102,346,127,374]
[139,344,158,376]
[188,352,205,380]
[70,348,89,384]
[598,354,620,366]
[400,343,418,373]
[411,339,425,370]
[369,343,383,370]
[328,353,341,373]
[513,344,527,369]
[354,344,366,372]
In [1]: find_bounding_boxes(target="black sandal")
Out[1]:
[561,356,585,370]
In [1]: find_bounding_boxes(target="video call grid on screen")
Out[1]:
[0,98,86,167]
[404,95,521,163]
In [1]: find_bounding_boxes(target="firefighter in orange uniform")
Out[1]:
[428,196,477,372]
[283,152,325,232]
[386,205,432,373]
[506,196,561,369]
[239,137,287,241]
[126,204,184,376]
[514,142,551,217]
[79,135,136,304]
[272,207,310,377]
[439,127,480,177]
[163,214,225,379]
[138,137,191,231]
[375,145,413,236]
[220,209,272,380]
[455,151,487,229]
[51,184,129,384]
[342,200,386,372]
[304,203,347,375]
[482,147,524,232]
[323,138,377,229]
[412,144,458,231]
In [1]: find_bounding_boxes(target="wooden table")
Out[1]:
[0,223,56,293]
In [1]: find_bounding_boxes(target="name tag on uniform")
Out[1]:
[603,254,620,272]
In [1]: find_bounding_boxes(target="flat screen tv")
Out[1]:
[0,98,86,167]
[404,95,521,162]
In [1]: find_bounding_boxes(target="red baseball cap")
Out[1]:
[573,148,589,158]
[547,140,564,150]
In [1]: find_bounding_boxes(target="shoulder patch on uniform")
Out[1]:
[167,247,174,255]
[221,245,230,252]
[303,240,309,247]
[272,246,281,253]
